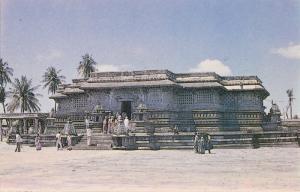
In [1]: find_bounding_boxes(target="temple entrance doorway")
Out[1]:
[121,101,132,119]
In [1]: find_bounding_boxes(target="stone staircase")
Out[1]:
[73,127,113,150]
[7,134,57,147]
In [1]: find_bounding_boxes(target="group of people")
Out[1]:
[102,112,131,135]
[194,133,213,154]
[14,113,133,151]
[84,112,131,146]
[14,132,42,152]
[55,131,72,150]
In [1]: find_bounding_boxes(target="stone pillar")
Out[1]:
[34,118,39,133]
[0,119,2,141]
[8,119,12,133]
[23,119,27,134]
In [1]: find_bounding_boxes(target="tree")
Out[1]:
[42,67,65,112]
[0,59,14,113]
[286,89,295,119]
[0,87,7,112]
[77,53,96,78]
[7,76,41,113]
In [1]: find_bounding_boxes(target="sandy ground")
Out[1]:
[0,142,299,192]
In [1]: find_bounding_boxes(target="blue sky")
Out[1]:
[1,0,300,116]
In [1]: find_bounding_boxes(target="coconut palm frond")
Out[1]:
[77,54,96,78]
[42,66,65,95]
[0,58,14,86]
[7,76,41,113]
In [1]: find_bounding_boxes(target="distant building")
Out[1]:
[50,70,270,132]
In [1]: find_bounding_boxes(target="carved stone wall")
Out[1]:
[223,91,263,112]
[55,87,266,131]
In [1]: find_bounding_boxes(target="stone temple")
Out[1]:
[50,70,271,133]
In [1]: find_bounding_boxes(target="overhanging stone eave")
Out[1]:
[226,88,270,97]
[178,85,226,90]
[79,84,179,90]
[63,91,85,95]
[49,94,68,99]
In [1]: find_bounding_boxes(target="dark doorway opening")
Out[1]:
[121,101,132,119]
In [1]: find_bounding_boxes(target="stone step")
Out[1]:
[78,139,113,143]
[8,141,57,147]
[72,145,112,150]
[259,137,297,142]
[156,139,193,143]
[81,136,111,140]
[158,142,193,146]
[159,146,192,150]
[136,140,149,144]
[135,143,149,147]
[259,142,299,147]
[213,144,253,149]
[74,132,114,150]
[80,137,113,141]
[137,146,151,150]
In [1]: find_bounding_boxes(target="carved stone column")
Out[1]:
[0,119,2,141]
[23,119,27,134]
[34,118,39,133]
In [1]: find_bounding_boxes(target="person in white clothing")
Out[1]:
[67,135,72,150]
[86,127,92,146]
[85,117,90,129]
[124,117,129,133]
[56,131,63,150]
[15,132,22,152]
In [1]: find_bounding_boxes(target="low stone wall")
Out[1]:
[114,131,300,150]
[281,119,300,131]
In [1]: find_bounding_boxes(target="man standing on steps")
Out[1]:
[102,116,108,134]
[124,116,129,133]
[56,131,63,150]
[86,117,92,146]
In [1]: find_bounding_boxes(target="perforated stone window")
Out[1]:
[177,92,194,105]
[194,90,213,104]
[73,96,87,108]
[148,89,163,106]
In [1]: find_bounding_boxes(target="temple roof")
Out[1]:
[63,87,85,94]
[50,70,269,98]
[49,92,68,99]
[81,79,176,89]
[179,82,224,89]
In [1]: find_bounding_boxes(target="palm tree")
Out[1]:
[77,53,96,78]
[286,89,295,119]
[0,59,14,113]
[42,67,65,112]
[7,76,41,113]
[0,87,7,113]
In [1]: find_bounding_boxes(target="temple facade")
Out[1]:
[50,70,270,132]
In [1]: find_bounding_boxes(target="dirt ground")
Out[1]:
[0,142,299,192]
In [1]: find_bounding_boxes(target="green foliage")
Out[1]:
[0,58,14,113]
[77,54,96,78]
[7,76,41,113]
[42,66,65,94]
[0,59,13,87]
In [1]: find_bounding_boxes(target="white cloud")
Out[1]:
[272,43,300,59]
[35,49,63,63]
[95,64,121,72]
[189,59,232,76]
